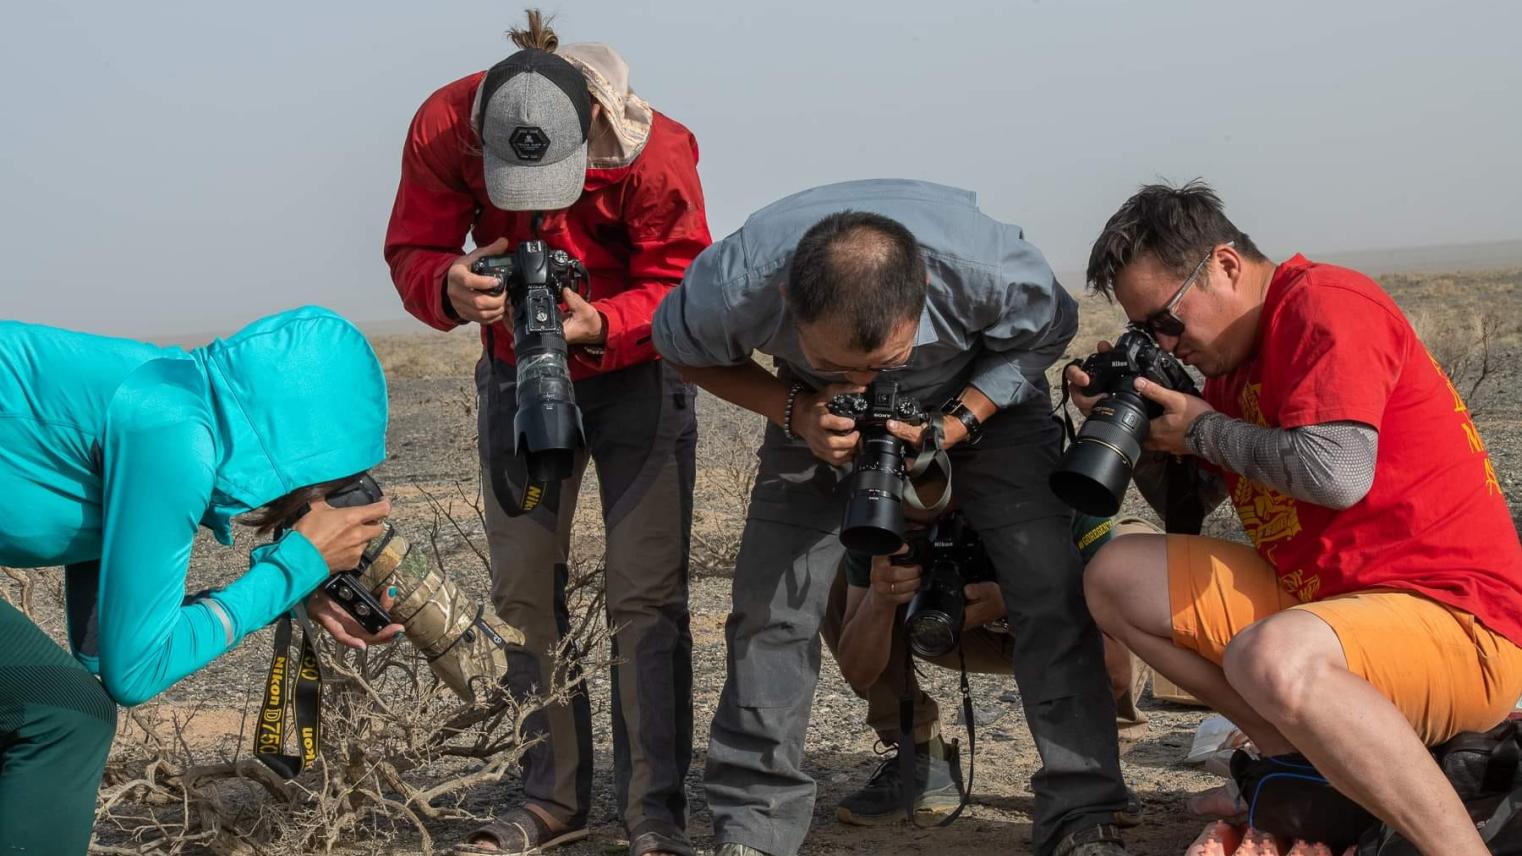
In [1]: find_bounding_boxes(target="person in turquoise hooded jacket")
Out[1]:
[0,306,396,855]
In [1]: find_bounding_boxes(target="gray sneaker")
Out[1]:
[714,845,771,856]
[836,736,961,826]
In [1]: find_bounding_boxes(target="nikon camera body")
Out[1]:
[901,511,995,659]
[1048,326,1199,516]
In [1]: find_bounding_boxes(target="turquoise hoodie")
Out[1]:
[0,306,387,706]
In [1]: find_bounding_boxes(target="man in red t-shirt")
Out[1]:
[383,14,710,856]
[1070,181,1522,854]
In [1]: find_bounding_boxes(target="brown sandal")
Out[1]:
[452,807,589,855]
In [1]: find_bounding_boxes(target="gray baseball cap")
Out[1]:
[475,49,591,211]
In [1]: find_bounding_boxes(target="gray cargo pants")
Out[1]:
[478,357,697,855]
[704,401,1129,856]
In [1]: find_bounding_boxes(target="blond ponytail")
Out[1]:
[507,9,559,52]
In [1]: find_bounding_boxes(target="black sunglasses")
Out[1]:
[1142,241,1233,338]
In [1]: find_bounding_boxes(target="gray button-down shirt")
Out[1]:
[651,179,1077,410]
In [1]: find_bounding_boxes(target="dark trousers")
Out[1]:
[0,597,118,856]
[703,402,1129,856]
[477,358,697,855]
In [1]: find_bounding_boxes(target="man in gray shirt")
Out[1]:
[652,179,1133,856]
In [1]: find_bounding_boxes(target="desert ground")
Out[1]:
[8,267,1521,855]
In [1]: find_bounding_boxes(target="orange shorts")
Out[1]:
[1167,534,1522,746]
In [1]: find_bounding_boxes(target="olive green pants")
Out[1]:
[0,597,117,855]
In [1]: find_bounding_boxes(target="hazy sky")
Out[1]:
[2,0,1519,337]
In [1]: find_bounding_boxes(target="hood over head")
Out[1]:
[191,306,388,543]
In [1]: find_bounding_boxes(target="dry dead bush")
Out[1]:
[0,491,605,856]
[91,614,607,856]
[1408,306,1512,412]
[690,395,763,576]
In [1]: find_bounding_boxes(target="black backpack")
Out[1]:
[1231,720,1522,853]
[1358,720,1522,855]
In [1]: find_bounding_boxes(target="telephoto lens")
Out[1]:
[354,531,524,704]
[840,433,912,555]
[829,380,931,555]
[314,475,524,703]
[1048,391,1152,516]
[1049,326,1199,516]
[471,240,587,484]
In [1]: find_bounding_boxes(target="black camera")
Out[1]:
[1049,326,1199,516]
[902,512,994,659]
[291,474,395,635]
[827,380,929,555]
[472,241,588,484]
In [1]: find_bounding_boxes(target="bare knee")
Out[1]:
[1222,612,1343,729]
[1083,533,1169,638]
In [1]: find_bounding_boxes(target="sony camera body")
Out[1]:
[471,241,588,484]
[902,511,994,659]
[827,379,930,555]
[1049,326,1200,516]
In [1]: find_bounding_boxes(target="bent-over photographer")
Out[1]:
[0,308,394,856]
[653,179,1137,856]
[383,11,711,856]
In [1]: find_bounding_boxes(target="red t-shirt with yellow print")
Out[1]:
[1202,254,1522,645]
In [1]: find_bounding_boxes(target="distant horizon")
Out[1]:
[132,235,1522,348]
[5,2,1520,345]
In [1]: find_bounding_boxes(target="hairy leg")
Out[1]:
[1083,534,1292,753]
[1224,611,1487,855]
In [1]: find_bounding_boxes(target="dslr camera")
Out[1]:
[471,241,588,484]
[901,511,994,659]
[300,475,526,703]
[1049,325,1199,516]
[827,379,930,555]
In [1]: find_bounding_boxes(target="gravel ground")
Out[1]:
[17,270,1522,855]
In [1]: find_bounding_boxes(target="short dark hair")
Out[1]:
[1086,180,1267,299]
[787,211,928,350]
[238,472,366,538]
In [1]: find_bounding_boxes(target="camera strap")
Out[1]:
[902,422,952,516]
[899,644,975,828]
[254,606,323,779]
[1053,360,1084,447]
[482,325,555,518]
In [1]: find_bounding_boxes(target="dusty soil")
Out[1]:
[15,269,1522,855]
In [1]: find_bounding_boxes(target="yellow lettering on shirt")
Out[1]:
[1426,346,1501,497]
[1278,569,1322,603]
[1230,384,1303,564]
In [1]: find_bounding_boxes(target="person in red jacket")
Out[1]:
[383,14,711,856]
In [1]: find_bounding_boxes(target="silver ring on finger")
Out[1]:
[890,582,896,594]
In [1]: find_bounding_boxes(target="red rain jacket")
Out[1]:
[384,71,712,376]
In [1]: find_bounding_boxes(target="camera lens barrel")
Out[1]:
[1049,389,1150,516]
[506,242,585,480]
[839,433,909,554]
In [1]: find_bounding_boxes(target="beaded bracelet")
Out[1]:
[782,383,805,441]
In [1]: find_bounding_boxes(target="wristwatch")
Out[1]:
[940,397,984,445]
